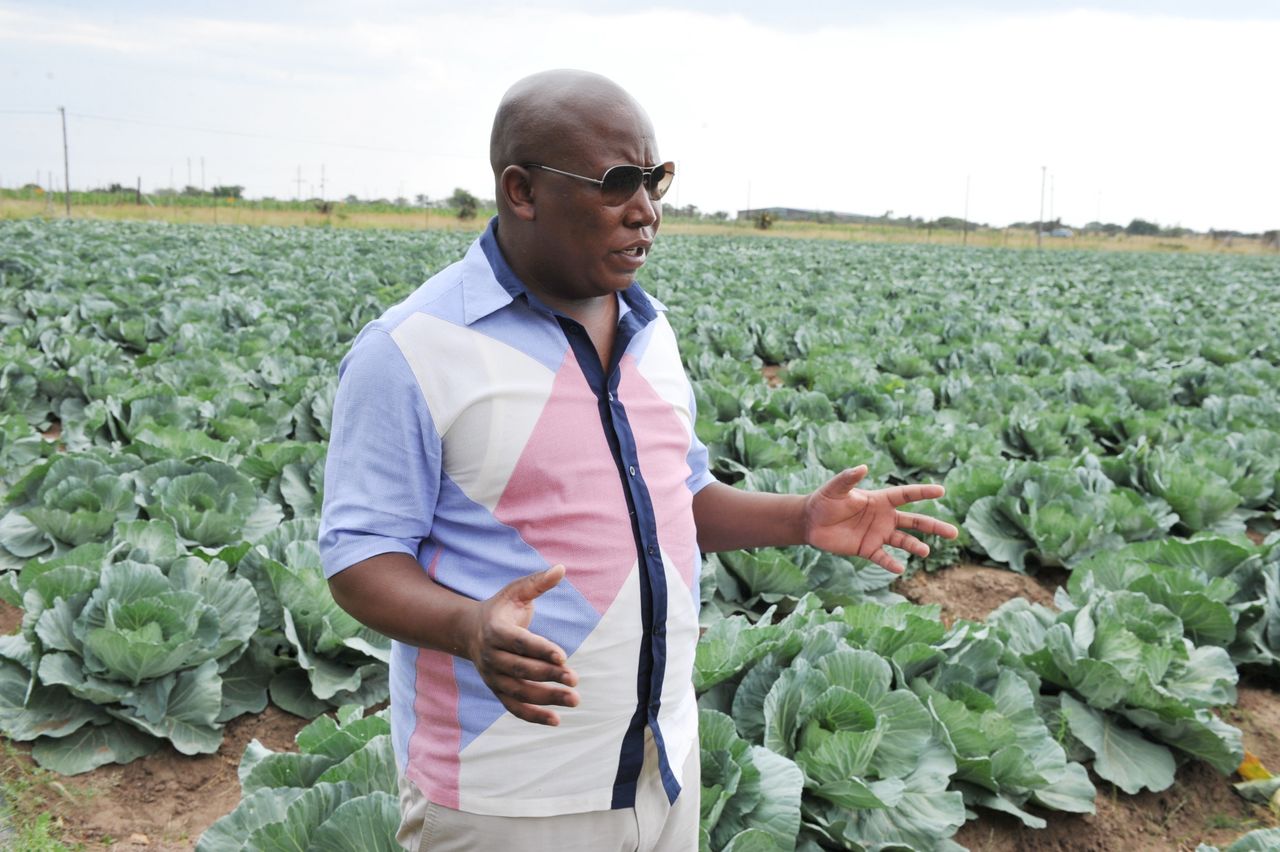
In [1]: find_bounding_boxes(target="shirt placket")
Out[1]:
[555,309,670,802]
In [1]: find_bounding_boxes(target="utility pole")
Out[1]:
[58,106,71,216]
[320,164,326,201]
[295,166,303,200]
[962,174,971,247]
[187,157,192,188]
[1049,173,1055,226]
[200,157,206,190]
[1037,166,1046,249]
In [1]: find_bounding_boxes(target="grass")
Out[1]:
[1203,811,1264,831]
[0,196,490,233]
[3,195,1276,255]
[0,742,83,851]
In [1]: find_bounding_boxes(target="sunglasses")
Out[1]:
[524,161,675,206]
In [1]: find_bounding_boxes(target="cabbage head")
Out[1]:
[0,452,143,568]
[138,458,283,547]
[0,541,260,773]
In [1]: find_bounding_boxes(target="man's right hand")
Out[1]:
[465,564,580,726]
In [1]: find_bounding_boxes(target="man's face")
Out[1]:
[524,106,663,303]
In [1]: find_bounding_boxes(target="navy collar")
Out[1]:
[467,217,665,326]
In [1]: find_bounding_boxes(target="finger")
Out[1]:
[885,483,945,507]
[867,547,905,575]
[482,648,578,688]
[889,530,930,559]
[501,698,563,727]
[504,564,566,604]
[897,511,959,540]
[822,465,868,497]
[489,623,572,666]
[489,673,580,711]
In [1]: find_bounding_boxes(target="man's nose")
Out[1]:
[623,184,659,227]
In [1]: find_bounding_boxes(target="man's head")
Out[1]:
[489,70,668,305]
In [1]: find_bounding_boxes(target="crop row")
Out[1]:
[0,221,1278,850]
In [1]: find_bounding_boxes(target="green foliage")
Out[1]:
[3,220,1280,849]
[1126,218,1161,236]
[197,705,399,852]
[448,187,479,220]
[988,590,1244,794]
[0,543,260,772]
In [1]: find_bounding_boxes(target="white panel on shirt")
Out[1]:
[456,562,645,816]
[656,546,701,782]
[390,312,555,512]
[633,316,696,442]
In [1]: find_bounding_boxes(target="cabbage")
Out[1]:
[0,539,259,773]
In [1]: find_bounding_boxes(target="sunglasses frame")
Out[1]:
[523,161,675,205]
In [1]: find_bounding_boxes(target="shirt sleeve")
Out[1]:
[318,326,441,578]
[684,382,717,495]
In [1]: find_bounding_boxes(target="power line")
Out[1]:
[64,110,456,157]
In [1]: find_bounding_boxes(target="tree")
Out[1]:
[1126,218,1160,236]
[449,187,479,220]
[211,185,244,199]
[414,193,431,208]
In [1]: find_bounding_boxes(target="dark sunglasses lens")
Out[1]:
[651,163,675,199]
[601,166,644,203]
[598,163,676,203]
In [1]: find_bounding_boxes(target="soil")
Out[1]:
[2,564,1277,851]
[894,562,1064,626]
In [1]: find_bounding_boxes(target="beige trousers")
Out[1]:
[397,729,700,852]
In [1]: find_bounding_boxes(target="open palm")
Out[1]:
[803,465,958,574]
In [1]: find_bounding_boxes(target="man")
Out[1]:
[319,69,957,852]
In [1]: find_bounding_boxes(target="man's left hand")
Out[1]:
[803,465,958,574]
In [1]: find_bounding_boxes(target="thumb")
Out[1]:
[823,465,868,497]
[505,564,566,603]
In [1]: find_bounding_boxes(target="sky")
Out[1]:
[2,0,1277,232]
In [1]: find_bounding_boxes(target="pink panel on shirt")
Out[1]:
[407,649,461,809]
[407,553,461,809]
[617,354,698,589]
[493,352,634,615]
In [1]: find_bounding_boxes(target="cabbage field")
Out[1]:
[0,219,1278,851]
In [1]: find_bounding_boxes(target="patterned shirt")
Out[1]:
[319,220,714,817]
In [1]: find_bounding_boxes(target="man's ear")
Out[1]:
[501,165,536,221]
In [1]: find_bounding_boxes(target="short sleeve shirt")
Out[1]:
[319,220,715,817]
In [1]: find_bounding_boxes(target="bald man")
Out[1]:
[320,70,955,851]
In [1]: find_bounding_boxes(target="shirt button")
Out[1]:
[647,545,655,556]
[628,465,636,476]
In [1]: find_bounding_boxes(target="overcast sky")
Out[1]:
[2,0,1277,231]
